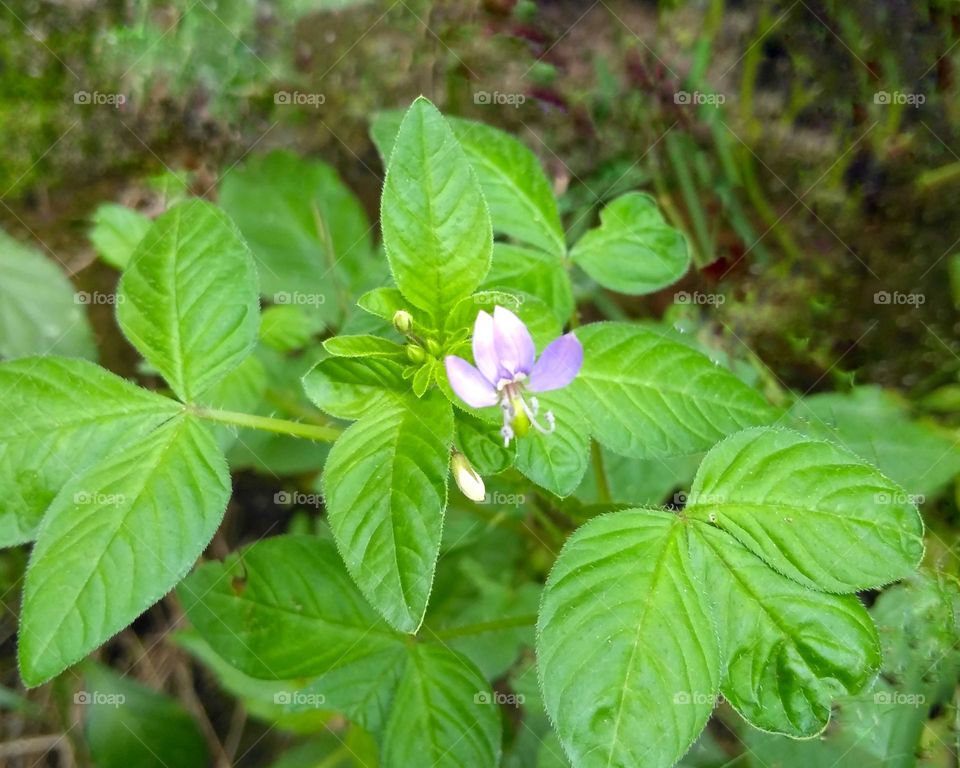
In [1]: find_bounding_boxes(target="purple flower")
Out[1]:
[444,306,583,446]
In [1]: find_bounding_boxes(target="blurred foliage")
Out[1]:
[0,229,95,359]
[743,572,960,768]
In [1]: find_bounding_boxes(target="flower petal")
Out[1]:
[444,356,499,408]
[527,332,583,392]
[472,310,498,385]
[492,305,535,378]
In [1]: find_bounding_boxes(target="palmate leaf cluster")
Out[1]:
[0,97,940,768]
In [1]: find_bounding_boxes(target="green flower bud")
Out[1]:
[406,344,427,363]
[392,310,414,334]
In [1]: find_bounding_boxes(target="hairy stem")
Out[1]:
[192,407,342,442]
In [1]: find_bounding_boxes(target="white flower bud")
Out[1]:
[451,451,485,502]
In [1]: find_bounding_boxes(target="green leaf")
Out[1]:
[373,111,566,260]
[356,286,421,326]
[871,572,960,699]
[482,244,574,324]
[118,199,260,402]
[83,662,207,768]
[219,149,375,325]
[685,427,925,592]
[444,290,562,352]
[259,304,324,352]
[324,335,405,358]
[88,203,152,270]
[382,643,501,768]
[19,413,229,686]
[791,386,960,498]
[0,229,96,360]
[303,354,407,420]
[0,357,180,546]
[299,647,406,734]
[448,116,565,259]
[432,574,540,679]
[182,534,502,762]
[369,109,404,166]
[571,192,689,295]
[322,392,453,631]
[175,631,332,733]
[537,510,719,768]
[411,360,435,397]
[455,412,515,476]
[269,732,376,768]
[514,388,590,497]
[180,535,402,680]
[743,573,960,768]
[380,97,492,313]
[691,524,880,737]
[536,731,572,768]
[570,322,774,458]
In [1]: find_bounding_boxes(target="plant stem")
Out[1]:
[529,501,565,546]
[428,614,538,641]
[917,161,960,191]
[262,388,338,427]
[192,407,342,442]
[591,440,612,504]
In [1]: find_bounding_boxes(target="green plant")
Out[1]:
[0,97,938,768]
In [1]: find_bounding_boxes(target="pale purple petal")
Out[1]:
[527,333,583,392]
[444,356,499,408]
[472,310,498,385]
[492,305,535,378]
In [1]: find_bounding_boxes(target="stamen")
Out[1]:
[519,395,556,435]
[500,398,516,446]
